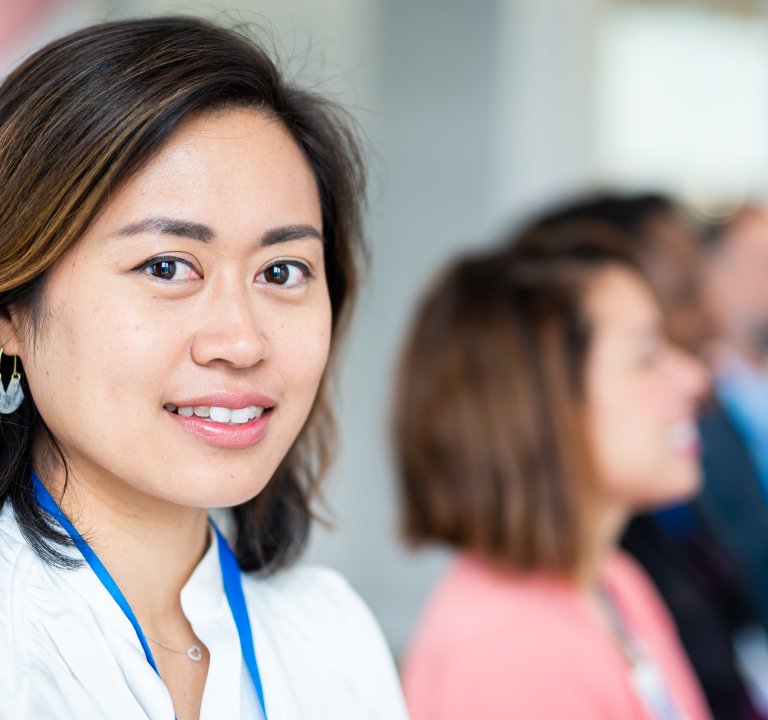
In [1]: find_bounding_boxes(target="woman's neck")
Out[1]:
[576,500,627,591]
[573,501,633,656]
[36,454,210,625]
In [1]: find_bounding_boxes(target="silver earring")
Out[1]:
[0,349,23,414]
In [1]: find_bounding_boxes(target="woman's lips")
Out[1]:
[167,407,272,448]
[168,391,276,410]
[669,420,701,457]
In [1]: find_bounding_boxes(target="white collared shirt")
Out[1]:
[0,503,409,719]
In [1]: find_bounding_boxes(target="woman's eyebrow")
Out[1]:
[262,224,325,246]
[113,217,323,245]
[115,217,214,242]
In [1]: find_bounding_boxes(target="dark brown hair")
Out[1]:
[0,16,366,573]
[527,192,712,355]
[393,221,643,576]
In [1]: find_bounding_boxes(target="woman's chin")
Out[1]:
[641,467,702,511]
[143,473,272,510]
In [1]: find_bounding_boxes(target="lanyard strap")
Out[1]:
[32,472,160,672]
[211,519,266,714]
[598,583,688,720]
[31,472,268,719]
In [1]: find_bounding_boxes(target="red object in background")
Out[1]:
[0,0,58,55]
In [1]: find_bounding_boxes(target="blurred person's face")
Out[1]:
[642,213,710,354]
[705,209,768,362]
[584,267,707,511]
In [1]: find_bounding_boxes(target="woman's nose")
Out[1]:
[190,281,269,369]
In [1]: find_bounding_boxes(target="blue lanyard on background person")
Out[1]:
[31,471,268,719]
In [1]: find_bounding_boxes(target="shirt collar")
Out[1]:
[181,525,225,621]
[2,499,226,641]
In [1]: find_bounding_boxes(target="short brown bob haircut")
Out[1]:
[393,221,645,576]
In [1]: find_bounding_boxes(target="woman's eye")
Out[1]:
[139,258,200,282]
[260,261,311,288]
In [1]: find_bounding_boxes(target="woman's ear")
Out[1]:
[0,306,24,357]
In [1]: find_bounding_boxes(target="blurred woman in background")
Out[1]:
[395,221,711,719]
[531,193,766,719]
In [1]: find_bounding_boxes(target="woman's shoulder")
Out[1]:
[0,500,91,626]
[244,563,371,619]
[603,550,693,662]
[246,562,359,599]
[603,549,676,626]
[604,548,655,586]
[242,564,389,654]
[0,502,118,658]
[403,556,594,685]
[0,500,32,563]
[403,556,636,720]
[418,555,584,636]
[0,502,82,602]
[0,502,74,715]
[0,502,46,610]
[242,564,409,718]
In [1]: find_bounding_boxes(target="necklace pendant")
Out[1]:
[187,644,203,662]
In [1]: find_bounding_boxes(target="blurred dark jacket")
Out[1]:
[622,398,768,720]
[698,397,768,631]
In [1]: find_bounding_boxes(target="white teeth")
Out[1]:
[172,404,267,424]
[230,407,250,424]
[209,406,232,423]
[249,406,265,420]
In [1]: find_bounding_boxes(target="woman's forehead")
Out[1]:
[584,266,661,338]
[88,110,322,243]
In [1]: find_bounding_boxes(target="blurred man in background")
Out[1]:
[702,207,768,508]
[697,207,768,691]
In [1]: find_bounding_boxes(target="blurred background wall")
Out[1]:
[3,0,767,659]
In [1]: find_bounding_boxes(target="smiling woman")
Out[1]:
[395,223,710,720]
[0,16,407,720]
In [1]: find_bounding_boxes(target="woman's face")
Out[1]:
[584,266,707,511]
[4,108,331,509]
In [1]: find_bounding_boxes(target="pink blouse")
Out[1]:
[403,551,712,720]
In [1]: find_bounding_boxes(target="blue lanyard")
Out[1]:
[32,471,268,718]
